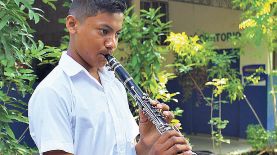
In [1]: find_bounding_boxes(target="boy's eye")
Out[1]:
[100,29,108,35]
[115,32,121,38]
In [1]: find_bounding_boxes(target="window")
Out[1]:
[126,0,132,8]
[140,0,169,23]
[140,0,169,45]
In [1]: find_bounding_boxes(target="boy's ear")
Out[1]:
[66,15,78,34]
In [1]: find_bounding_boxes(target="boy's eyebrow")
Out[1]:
[100,24,122,32]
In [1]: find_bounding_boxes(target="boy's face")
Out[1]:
[66,12,124,70]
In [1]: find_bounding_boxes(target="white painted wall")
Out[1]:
[169,1,240,49]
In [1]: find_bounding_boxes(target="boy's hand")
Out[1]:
[136,100,193,155]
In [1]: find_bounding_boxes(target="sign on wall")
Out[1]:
[196,32,241,42]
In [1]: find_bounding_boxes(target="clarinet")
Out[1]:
[105,54,197,155]
[104,54,179,134]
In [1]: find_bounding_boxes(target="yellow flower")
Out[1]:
[166,32,190,55]
[217,78,228,85]
[239,19,257,30]
[191,35,200,44]
[258,1,271,16]
[166,32,205,57]
[262,25,267,33]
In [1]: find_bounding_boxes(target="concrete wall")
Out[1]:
[169,1,240,48]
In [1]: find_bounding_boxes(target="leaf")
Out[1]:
[14,0,20,6]
[0,1,6,7]
[0,104,9,114]
[19,68,34,74]
[47,2,57,10]
[0,113,12,123]
[7,113,28,123]
[1,36,15,67]
[21,0,33,8]
[33,12,40,24]
[28,9,34,20]
[0,10,6,19]
[4,124,15,139]
[0,15,10,31]
[12,45,25,63]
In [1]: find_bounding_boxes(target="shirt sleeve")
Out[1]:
[28,86,74,154]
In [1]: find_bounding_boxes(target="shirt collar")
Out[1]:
[59,51,116,81]
[59,51,85,77]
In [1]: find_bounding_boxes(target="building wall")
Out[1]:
[169,1,240,48]
[169,1,269,74]
[135,0,270,73]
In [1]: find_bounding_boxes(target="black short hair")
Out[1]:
[69,0,127,21]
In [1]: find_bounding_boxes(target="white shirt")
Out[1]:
[28,52,139,155]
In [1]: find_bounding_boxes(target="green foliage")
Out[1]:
[117,7,181,126]
[42,0,57,10]
[206,78,229,97]
[244,67,266,85]
[209,117,230,146]
[205,78,231,153]
[232,0,276,103]
[232,0,277,106]
[232,0,276,47]
[0,0,60,154]
[232,0,277,153]
[246,125,277,151]
[58,0,71,51]
[166,32,244,103]
[117,7,177,102]
[172,107,184,117]
[166,32,214,74]
[166,30,243,153]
